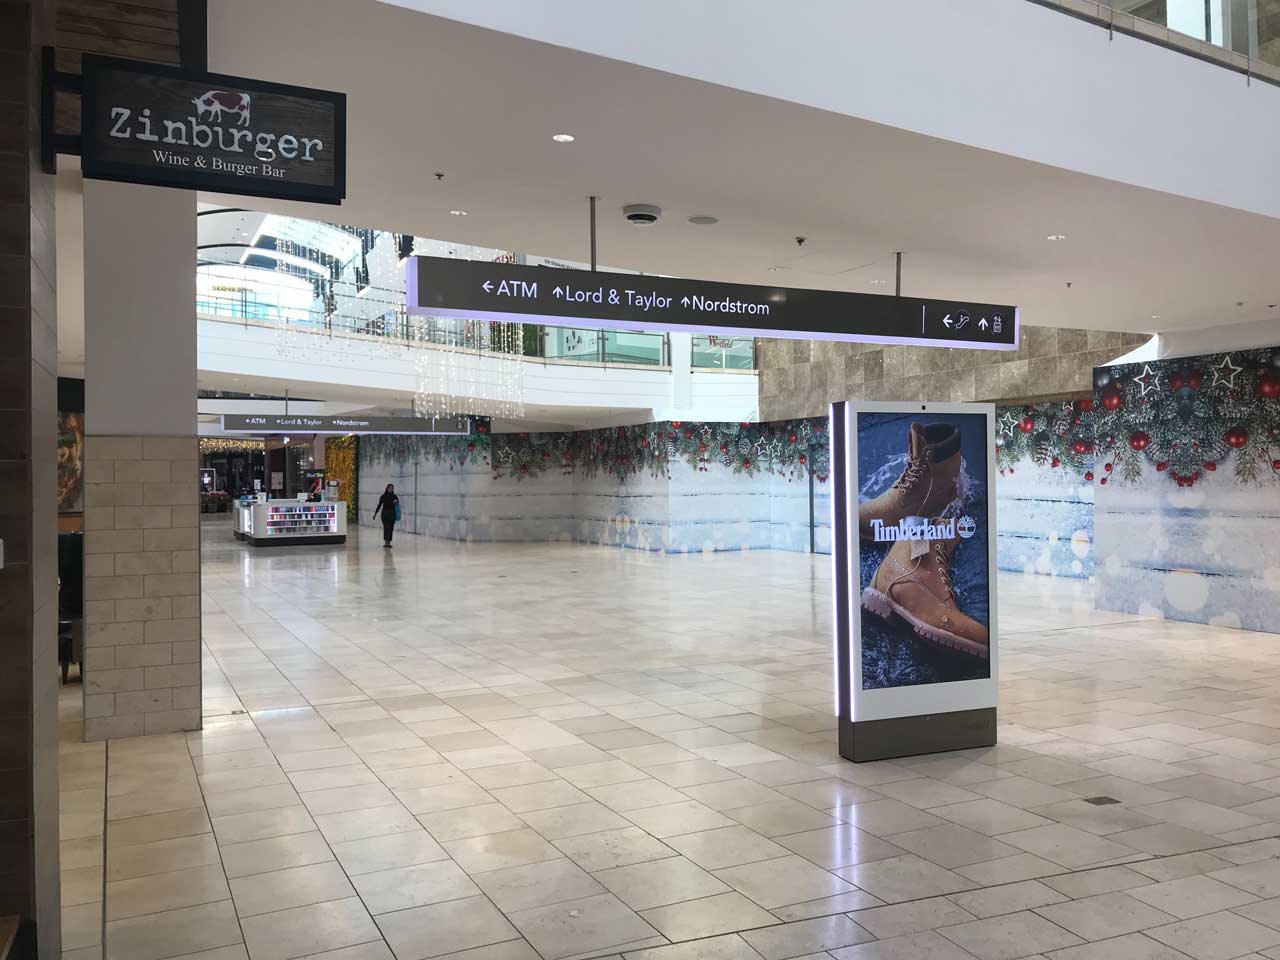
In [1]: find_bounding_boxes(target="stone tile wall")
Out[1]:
[82,436,201,740]
[758,326,1148,421]
[0,0,61,952]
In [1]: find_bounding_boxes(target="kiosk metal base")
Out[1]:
[245,535,346,547]
[839,707,996,762]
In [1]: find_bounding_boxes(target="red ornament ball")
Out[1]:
[1203,461,1217,471]
[1100,476,1108,485]
[788,432,797,443]
[671,421,683,427]
[1019,416,1035,433]
[1072,439,1088,454]
[1104,462,1113,472]
[719,444,728,453]
[1051,457,1061,468]
[1156,461,1169,472]
[1187,371,1202,390]
[1079,397,1094,413]
[799,454,807,464]
[1272,459,1280,473]
[742,460,752,468]
[1084,471,1094,482]
[1258,371,1280,400]
[1101,388,1123,412]
[1169,372,1184,391]
[1224,425,1249,449]
[1128,431,1151,452]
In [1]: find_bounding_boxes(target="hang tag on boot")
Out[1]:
[906,516,930,559]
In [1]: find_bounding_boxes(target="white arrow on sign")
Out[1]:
[482,281,494,293]
[942,314,953,328]
[978,317,989,331]
[554,286,564,298]
[681,296,690,307]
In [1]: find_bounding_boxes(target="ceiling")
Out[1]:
[193,0,1280,337]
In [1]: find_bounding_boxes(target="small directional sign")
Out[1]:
[406,256,1019,349]
[220,414,469,435]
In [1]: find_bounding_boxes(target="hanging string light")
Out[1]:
[200,438,266,454]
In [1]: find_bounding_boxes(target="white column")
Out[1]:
[669,332,693,412]
[81,179,201,740]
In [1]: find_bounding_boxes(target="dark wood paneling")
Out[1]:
[56,32,179,67]
[60,15,179,47]
[54,0,189,136]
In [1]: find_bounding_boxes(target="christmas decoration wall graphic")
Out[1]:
[1092,348,1280,489]
[995,347,1280,491]
[364,417,830,484]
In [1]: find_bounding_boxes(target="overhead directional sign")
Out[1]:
[406,256,1018,350]
[221,414,469,435]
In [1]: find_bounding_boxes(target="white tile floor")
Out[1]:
[55,519,1280,960]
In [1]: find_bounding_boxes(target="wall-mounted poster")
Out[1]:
[58,412,84,513]
[831,401,998,762]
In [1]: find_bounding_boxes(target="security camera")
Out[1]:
[623,203,662,225]
[795,236,807,247]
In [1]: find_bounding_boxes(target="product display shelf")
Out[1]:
[234,500,347,546]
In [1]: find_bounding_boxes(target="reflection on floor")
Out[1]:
[58,519,1280,960]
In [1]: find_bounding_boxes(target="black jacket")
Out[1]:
[373,491,399,524]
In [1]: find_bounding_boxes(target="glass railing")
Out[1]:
[692,335,755,370]
[1097,0,1280,69]
[197,292,679,367]
[541,328,668,365]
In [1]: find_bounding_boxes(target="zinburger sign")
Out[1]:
[80,56,346,204]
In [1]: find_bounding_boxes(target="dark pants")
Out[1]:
[382,518,395,544]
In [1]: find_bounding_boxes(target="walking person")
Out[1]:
[373,483,400,547]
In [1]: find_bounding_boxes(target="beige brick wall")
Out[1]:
[757,326,1150,421]
[82,436,201,740]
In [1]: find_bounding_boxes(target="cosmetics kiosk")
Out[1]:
[233,498,347,546]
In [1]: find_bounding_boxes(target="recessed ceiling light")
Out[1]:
[869,279,889,285]
[1151,314,1161,319]
[552,133,575,143]
[1046,234,1067,241]
[449,210,468,216]
[688,215,718,225]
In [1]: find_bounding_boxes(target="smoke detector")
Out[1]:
[622,203,662,225]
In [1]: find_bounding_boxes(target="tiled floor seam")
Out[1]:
[180,733,249,960]
[98,739,110,960]
[232,704,554,960]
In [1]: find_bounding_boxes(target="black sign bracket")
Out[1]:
[41,47,82,175]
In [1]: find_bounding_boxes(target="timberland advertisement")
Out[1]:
[856,411,991,689]
[80,56,346,204]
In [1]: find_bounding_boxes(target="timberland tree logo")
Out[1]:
[871,515,976,542]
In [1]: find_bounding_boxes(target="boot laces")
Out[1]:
[933,542,954,600]
[893,458,925,491]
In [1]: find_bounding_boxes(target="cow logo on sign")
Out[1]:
[192,90,251,127]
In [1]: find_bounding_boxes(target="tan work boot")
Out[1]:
[861,525,989,659]
[858,422,961,541]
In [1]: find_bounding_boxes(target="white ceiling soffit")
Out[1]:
[194,0,1280,336]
